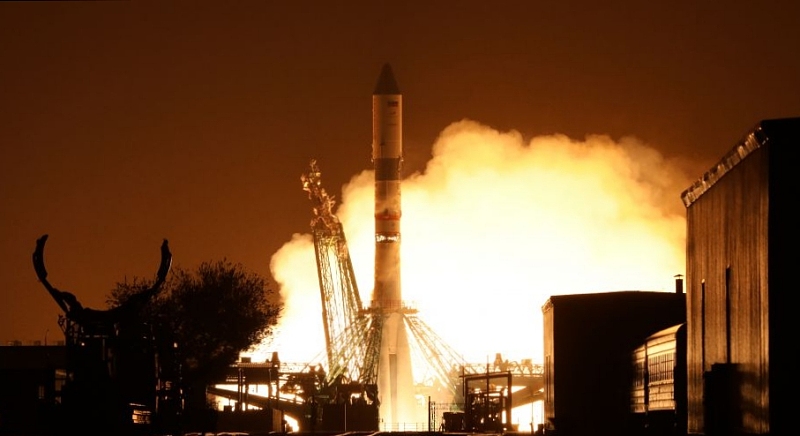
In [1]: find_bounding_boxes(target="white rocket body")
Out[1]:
[372,64,415,427]
[372,64,403,309]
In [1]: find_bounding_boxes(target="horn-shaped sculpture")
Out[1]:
[33,234,172,324]
[31,234,176,434]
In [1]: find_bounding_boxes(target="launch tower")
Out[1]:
[303,66,485,431]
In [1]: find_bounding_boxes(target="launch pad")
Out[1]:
[294,63,543,432]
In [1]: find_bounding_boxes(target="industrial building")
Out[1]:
[681,117,799,435]
[0,344,66,435]
[541,290,686,436]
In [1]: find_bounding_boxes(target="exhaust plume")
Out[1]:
[261,119,689,364]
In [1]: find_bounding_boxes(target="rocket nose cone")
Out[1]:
[374,63,400,95]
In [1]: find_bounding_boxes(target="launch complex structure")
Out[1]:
[302,65,462,428]
[301,65,543,430]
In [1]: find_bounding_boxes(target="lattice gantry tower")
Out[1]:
[302,159,379,388]
[301,160,469,408]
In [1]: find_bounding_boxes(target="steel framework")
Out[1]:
[301,160,545,407]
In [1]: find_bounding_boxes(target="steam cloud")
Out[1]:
[259,119,689,365]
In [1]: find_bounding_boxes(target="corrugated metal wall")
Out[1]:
[685,144,770,435]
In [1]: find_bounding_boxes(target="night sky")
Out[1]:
[2,2,799,346]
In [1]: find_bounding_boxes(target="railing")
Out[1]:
[461,360,544,377]
[379,421,431,432]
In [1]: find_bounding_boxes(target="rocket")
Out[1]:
[372,63,403,311]
[372,64,415,426]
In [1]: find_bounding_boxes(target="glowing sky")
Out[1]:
[2,2,799,358]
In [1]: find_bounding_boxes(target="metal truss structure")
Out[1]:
[302,160,473,400]
[301,159,546,417]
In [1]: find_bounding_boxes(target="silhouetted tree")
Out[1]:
[109,259,283,414]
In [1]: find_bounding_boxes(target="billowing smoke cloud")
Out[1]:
[258,119,689,365]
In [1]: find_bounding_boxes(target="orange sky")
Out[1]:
[2,2,799,354]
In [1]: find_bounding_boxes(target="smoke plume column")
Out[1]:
[372,63,415,426]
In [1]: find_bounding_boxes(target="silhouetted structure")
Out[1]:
[542,290,686,436]
[32,234,179,435]
[630,322,687,436]
[0,344,66,435]
[681,117,799,436]
[462,370,514,432]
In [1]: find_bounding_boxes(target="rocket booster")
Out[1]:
[372,64,416,426]
[372,64,403,311]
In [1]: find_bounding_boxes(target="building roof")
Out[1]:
[541,290,684,312]
[680,117,800,207]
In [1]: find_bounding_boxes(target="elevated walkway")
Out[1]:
[209,359,545,417]
[207,385,308,419]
